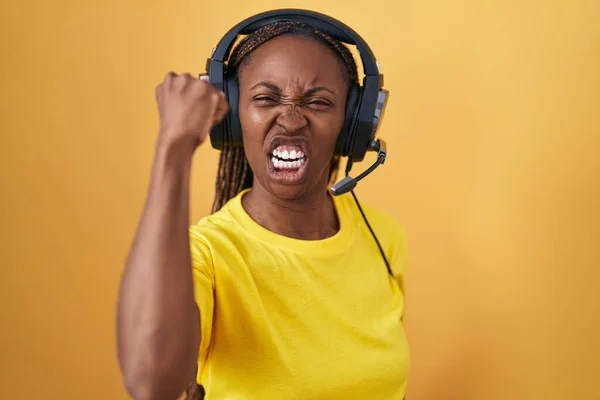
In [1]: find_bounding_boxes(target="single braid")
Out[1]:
[229,147,244,200]
[238,151,250,192]
[210,150,228,213]
[223,143,235,197]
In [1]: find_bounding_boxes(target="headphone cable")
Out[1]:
[344,160,393,277]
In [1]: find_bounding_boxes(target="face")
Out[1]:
[237,35,349,200]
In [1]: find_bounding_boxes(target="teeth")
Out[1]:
[271,147,305,160]
[272,157,305,170]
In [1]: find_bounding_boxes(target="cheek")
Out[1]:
[313,109,346,152]
[245,106,269,128]
[239,104,271,164]
[239,100,276,137]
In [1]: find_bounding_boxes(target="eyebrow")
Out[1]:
[250,81,334,96]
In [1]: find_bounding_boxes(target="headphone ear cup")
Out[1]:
[335,83,361,156]
[225,74,243,147]
[207,73,226,150]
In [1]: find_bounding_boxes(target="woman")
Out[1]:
[117,16,409,400]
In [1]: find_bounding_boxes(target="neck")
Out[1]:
[242,184,339,241]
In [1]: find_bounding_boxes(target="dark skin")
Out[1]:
[239,35,351,240]
[116,34,352,400]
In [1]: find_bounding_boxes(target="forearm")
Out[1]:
[117,141,200,400]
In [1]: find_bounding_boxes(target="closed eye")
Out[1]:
[305,98,332,110]
[253,96,277,104]
[251,96,333,110]
[308,99,330,106]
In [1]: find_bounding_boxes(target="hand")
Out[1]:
[155,72,229,150]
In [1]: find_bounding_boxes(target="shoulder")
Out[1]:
[336,193,408,276]
[336,193,407,243]
[358,199,404,233]
[189,203,238,250]
[188,200,241,271]
[359,198,407,258]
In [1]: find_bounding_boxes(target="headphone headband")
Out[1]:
[211,8,380,77]
[206,8,388,164]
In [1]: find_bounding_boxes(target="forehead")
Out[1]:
[238,35,348,90]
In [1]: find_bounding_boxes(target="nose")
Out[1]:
[276,104,308,133]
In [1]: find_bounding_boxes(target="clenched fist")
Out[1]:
[155,72,229,151]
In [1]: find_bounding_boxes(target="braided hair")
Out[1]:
[209,20,360,213]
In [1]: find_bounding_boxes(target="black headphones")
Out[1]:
[202,8,389,164]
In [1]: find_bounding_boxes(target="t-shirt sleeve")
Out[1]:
[189,226,216,370]
[388,222,408,296]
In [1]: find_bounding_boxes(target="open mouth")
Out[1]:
[267,145,309,183]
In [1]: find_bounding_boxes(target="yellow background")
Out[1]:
[1,0,599,399]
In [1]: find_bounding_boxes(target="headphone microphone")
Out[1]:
[330,138,387,196]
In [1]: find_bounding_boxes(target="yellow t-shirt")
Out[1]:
[189,189,409,399]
